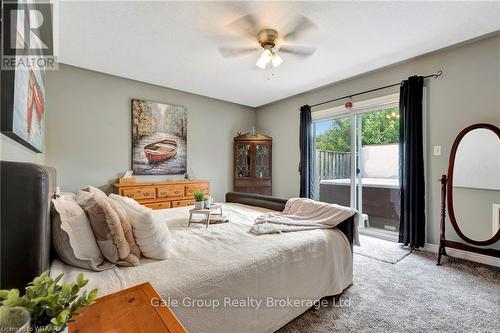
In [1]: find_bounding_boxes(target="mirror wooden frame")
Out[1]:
[437,123,500,265]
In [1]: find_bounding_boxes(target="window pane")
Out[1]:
[314,105,401,235]
[235,144,251,178]
[315,117,352,206]
[255,144,270,178]
[358,107,400,233]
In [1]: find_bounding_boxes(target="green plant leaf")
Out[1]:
[9,271,98,331]
[0,290,10,299]
[88,289,98,302]
[3,289,20,306]
[57,309,69,323]
[193,190,205,201]
[54,273,63,285]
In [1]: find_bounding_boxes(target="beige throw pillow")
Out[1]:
[52,194,114,271]
[109,194,171,259]
[82,185,141,259]
[81,185,107,200]
[77,191,140,266]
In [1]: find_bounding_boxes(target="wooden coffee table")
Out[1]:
[69,282,186,333]
[188,204,227,228]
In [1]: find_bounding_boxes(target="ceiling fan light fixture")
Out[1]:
[220,16,318,73]
[271,52,283,67]
[256,49,273,69]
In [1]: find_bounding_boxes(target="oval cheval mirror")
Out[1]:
[437,123,500,265]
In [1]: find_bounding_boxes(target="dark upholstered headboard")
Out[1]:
[1,161,56,290]
[225,192,354,251]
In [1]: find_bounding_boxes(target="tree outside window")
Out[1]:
[315,107,400,152]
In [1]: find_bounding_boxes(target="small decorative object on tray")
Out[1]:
[193,190,205,209]
[188,204,228,228]
[204,196,214,208]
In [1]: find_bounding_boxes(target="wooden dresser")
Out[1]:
[113,180,210,209]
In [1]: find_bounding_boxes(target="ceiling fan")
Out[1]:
[218,14,317,69]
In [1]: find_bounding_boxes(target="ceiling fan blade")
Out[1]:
[279,45,317,58]
[218,46,257,58]
[282,15,317,41]
[226,14,260,39]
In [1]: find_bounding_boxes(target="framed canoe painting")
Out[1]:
[1,67,46,153]
[1,2,49,153]
[132,99,187,175]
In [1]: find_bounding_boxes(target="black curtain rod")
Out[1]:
[310,70,443,108]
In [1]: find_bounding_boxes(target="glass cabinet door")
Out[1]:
[235,143,252,178]
[255,143,271,178]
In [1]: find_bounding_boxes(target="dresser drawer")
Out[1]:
[171,199,195,208]
[122,187,156,200]
[144,201,171,210]
[157,186,185,198]
[185,184,209,196]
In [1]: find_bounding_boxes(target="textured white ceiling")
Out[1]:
[55,1,500,107]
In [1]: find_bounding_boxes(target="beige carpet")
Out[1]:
[354,235,411,264]
[278,249,500,333]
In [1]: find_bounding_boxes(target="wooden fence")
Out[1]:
[316,150,351,180]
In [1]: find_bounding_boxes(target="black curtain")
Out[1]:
[399,76,425,248]
[299,105,314,198]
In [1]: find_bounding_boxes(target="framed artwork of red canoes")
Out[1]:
[1,2,49,153]
[132,99,187,175]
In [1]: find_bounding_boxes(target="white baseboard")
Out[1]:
[423,243,500,267]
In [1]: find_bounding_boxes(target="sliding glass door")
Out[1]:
[314,116,354,208]
[355,108,400,234]
[313,95,401,236]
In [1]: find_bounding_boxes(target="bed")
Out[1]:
[1,162,355,333]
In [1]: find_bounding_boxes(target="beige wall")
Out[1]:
[2,34,498,248]
[0,135,45,164]
[44,64,254,201]
[255,34,500,246]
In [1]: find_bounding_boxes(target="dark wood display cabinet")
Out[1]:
[233,132,272,195]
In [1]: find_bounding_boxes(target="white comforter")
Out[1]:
[50,203,353,333]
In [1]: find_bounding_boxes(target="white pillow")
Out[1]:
[109,194,171,259]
